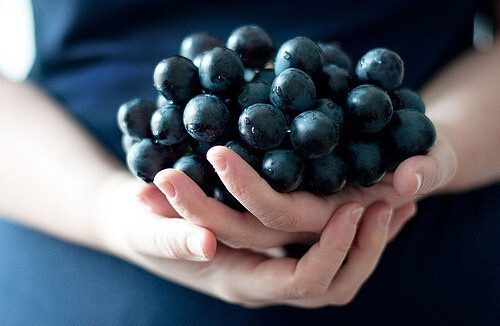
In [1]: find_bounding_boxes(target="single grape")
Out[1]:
[320,64,353,102]
[345,84,393,134]
[126,139,179,183]
[117,98,156,138]
[180,32,224,61]
[270,68,316,113]
[290,110,339,158]
[183,94,230,142]
[355,48,404,91]
[151,103,189,145]
[153,56,201,104]
[262,149,305,193]
[302,152,347,195]
[274,36,323,81]
[391,88,426,113]
[386,109,436,158]
[173,154,214,193]
[315,98,344,128]
[238,103,287,150]
[237,82,270,110]
[317,42,353,71]
[226,25,274,69]
[198,47,245,96]
[344,138,388,187]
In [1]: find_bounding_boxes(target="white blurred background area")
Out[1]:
[0,0,35,81]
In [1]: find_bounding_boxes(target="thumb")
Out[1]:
[393,137,457,197]
[129,215,217,261]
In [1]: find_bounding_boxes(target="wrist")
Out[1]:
[92,169,137,254]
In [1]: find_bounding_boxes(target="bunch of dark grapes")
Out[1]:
[118,25,436,211]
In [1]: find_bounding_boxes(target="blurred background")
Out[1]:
[0,0,35,81]
[0,0,494,82]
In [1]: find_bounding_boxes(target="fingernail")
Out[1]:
[380,209,392,227]
[160,180,176,198]
[208,155,227,173]
[349,207,364,225]
[413,172,423,195]
[187,233,207,260]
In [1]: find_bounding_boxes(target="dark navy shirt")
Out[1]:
[1,0,499,325]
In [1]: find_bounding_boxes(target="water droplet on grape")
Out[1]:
[274,86,283,97]
[283,51,291,60]
[243,117,251,124]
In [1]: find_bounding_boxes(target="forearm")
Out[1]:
[421,38,500,193]
[0,75,126,249]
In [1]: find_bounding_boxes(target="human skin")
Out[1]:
[1,32,499,309]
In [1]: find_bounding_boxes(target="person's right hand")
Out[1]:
[93,172,416,308]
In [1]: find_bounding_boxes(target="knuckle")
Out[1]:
[331,240,352,257]
[259,209,297,231]
[154,231,187,259]
[293,280,329,298]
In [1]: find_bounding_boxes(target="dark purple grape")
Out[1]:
[252,68,275,85]
[274,36,323,81]
[213,184,245,212]
[237,82,270,110]
[117,98,156,138]
[270,68,316,113]
[198,47,245,96]
[226,25,274,69]
[225,140,261,170]
[151,104,189,145]
[180,33,224,61]
[121,134,140,153]
[126,139,179,183]
[345,85,393,134]
[320,64,353,102]
[355,48,404,91]
[391,88,426,113]
[238,103,287,150]
[290,110,339,158]
[156,94,169,108]
[262,149,305,193]
[153,56,201,104]
[302,152,347,195]
[344,138,388,187]
[183,94,230,142]
[386,110,436,158]
[317,42,353,71]
[173,154,214,193]
[316,98,344,128]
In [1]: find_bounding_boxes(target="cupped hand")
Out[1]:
[151,166,416,250]
[95,176,415,307]
[182,133,456,234]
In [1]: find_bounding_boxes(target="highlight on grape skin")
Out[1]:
[117,25,436,210]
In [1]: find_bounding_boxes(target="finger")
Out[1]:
[232,203,364,301]
[128,212,217,261]
[321,202,392,306]
[393,137,457,197]
[206,146,334,232]
[387,202,417,243]
[154,168,310,249]
[136,182,181,217]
